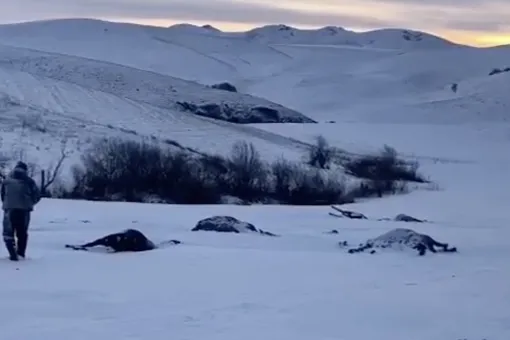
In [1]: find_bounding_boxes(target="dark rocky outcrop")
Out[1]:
[176,101,312,124]
[402,30,423,42]
[192,216,278,236]
[210,82,238,92]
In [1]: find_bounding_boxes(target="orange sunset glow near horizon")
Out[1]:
[109,17,510,47]
[3,0,510,47]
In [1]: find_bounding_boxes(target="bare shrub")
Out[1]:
[271,157,348,205]
[343,145,426,198]
[39,141,69,197]
[223,141,269,200]
[19,113,47,133]
[60,138,427,205]
[308,135,333,169]
[68,138,220,204]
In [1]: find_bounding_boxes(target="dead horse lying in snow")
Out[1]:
[65,229,180,253]
[347,228,458,256]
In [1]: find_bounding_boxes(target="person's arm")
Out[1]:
[29,178,41,205]
[0,181,5,202]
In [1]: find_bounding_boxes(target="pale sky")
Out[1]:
[3,0,510,46]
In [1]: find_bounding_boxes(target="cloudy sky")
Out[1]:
[3,0,510,46]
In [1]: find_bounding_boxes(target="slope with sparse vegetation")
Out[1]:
[39,135,427,205]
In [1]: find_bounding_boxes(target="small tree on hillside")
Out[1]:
[308,135,333,169]
[39,141,70,197]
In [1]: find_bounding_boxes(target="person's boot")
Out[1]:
[5,240,18,261]
[17,234,27,258]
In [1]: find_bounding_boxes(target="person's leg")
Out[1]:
[15,211,30,258]
[2,210,18,261]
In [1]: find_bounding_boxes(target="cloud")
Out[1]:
[1,0,391,28]
[1,0,510,36]
[393,5,510,33]
[364,0,491,5]
[442,19,509,33]
[372,0,510,32]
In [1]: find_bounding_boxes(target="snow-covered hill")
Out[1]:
[242,24,459,50]
[167,22,455,50]
[0,44,314,172]
[0,19,294,83]
[0,19,460,83]
[0,43,313,123]
[0,17,507,174]
[247,44,510,122]
[1,18,507,125]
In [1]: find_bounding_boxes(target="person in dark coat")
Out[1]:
[1,161,41,261]
[65,229,180,253]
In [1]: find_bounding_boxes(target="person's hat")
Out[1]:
[15,161,28,171]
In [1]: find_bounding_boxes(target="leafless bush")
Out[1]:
[343,145,426,198]
[308,135,333,169]
[67,138,220,204]
[222,141,269,200]
[58,138,427,205]
[271,157,348,204]
[19,113,47,133]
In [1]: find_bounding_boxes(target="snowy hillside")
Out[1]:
[243,24,459,50]
[0,18,506,171]
[0,44,313,124]
[0,19,507,125]
[2,122,510,338]
[0,34,327,172]
[4,100,510,337]
[0,19,295,82]
[246,43,510,122]
[0,18,507,176]
[0,18,461,84]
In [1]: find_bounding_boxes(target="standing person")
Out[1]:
[1,161,41,261]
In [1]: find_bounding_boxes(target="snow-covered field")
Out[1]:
[0,18,509,339]
[2,190,509,340]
